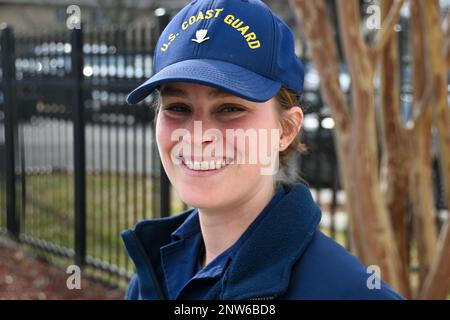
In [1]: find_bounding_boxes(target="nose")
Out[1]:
[188,115,216,140]
[187,117,220,158]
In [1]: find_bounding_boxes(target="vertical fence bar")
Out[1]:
[16,32,26,238]
[131,25,138,242]
[71,27,86,267]
[160,167,170,217]
[140,23,148,224]
[1,24,19,238]
[330,168,338,240]
[111,26,122,273]
[156,12,170,218]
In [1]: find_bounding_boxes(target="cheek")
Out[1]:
[155,113,180,152]
[156,127,171,150]
[225,113,279,164]
[255,109,280,149]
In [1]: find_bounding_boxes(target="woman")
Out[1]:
[121,0,404,300]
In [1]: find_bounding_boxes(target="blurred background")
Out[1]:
[0,0,448,299]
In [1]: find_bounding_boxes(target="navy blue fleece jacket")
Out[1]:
[121,183,404,300]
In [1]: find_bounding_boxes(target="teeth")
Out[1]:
[183,159,230,171]
[200,161,209,170]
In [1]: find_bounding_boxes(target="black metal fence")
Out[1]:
[0,15,180,284]
[0,14,346,287]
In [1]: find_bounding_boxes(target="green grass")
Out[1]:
[7,172,187,284]
[0,172,352,288]
[8,171,351,284]
[2,174,448,298]
[0,173,351,264]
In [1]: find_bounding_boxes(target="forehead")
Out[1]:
[159,82,238,99]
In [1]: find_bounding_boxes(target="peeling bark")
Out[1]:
[418,0,450,299]
[379,0,412,298]
[291,0,448,299]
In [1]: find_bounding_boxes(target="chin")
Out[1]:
[176,182,225,209]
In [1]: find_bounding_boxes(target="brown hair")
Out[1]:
[274,86,307,168]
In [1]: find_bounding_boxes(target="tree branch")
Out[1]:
[369,0,405,59]
[411,80,434,125]
[338,0,374,88]
[420,221,450,299]
[291,0,351,133]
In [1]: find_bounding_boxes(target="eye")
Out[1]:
[218,104,246,113]
[162,104,191,113]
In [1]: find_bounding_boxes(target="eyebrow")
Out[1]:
[159,85,236,99]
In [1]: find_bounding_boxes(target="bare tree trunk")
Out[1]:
[422,0,450,220]
[289,0,360,258]
[336,0,406,294]
[408,1,438,295]
[379,0,412,298]
[410,112,437,287]
[291,0,448,299]
[418,0,450,299]
[292,0,408,295]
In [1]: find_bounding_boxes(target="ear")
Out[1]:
[279,106,303,151]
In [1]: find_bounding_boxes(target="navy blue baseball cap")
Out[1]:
[127,0,304,104]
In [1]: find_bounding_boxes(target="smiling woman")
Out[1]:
[153,81,302,217]
[155,83,306,179]
[120,0,404,300]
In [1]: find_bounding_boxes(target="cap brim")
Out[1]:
[126,58,281,105]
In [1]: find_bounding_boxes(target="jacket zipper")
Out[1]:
[130,230,167,300]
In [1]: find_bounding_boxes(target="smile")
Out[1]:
[181,158,233,171]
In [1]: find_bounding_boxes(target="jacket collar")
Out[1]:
[221,183,321,299]
[121,183,321,300]
[121,209,195,299]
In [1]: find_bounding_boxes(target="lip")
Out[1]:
[178,158,230,177]
[180,156,234,163]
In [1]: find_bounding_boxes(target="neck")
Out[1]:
[198,182,275,267]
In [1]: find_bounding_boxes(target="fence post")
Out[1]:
[160,166,171,217]
[156,10,171,217]
[71,27,86,267]
[0,24,19,238]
